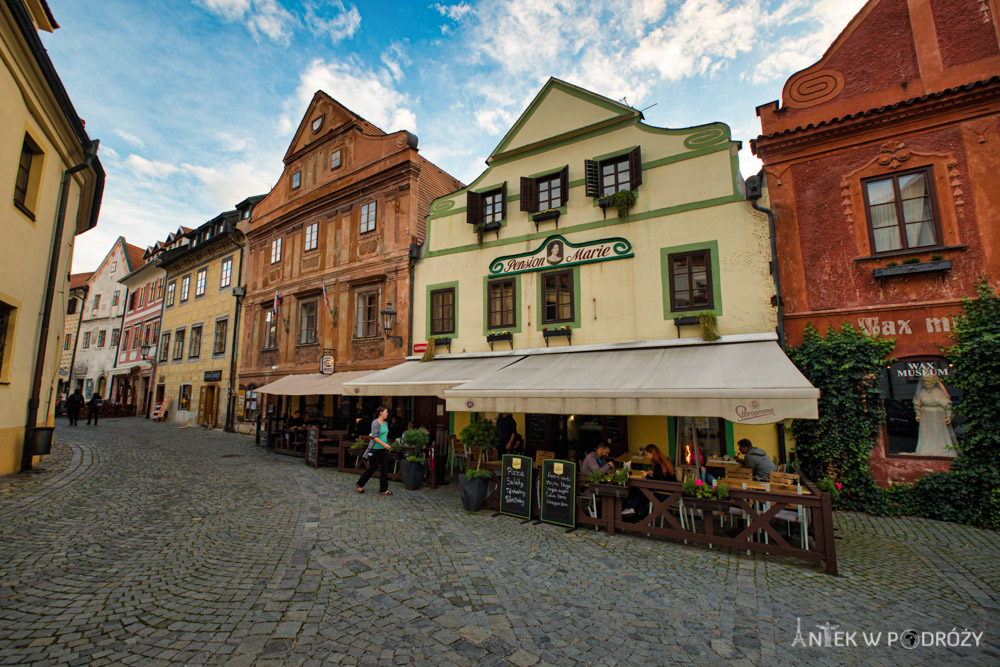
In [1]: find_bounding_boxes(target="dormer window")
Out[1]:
[311,114,324,133]
[292,172,301,189]
[331,149,342,170]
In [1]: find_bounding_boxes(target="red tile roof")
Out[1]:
[69,272,92,289]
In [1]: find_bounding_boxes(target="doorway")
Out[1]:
[198,385,219,427]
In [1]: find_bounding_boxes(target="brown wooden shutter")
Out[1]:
[584,160,600,197]
[466,190,483,225]
[501,181,508,220]
[628,146,643,189]
[520,177,537,212]
[559,166,569,205]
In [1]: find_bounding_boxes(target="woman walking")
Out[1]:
[357,406,393,495]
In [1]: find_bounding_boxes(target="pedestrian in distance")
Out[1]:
[356,406,393,495]
[86,392,104,426]
[66,388,85,426]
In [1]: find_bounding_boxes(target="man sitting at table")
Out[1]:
[581,443,614,498]
[736,438,776,481]
[285,410,305,446]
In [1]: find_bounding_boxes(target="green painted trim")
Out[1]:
[659,241,723,320]
[425,194,743,258]
[527,164,569,180]
[568,178,584,189]
[488,117,636,169]
[591,145,638,162]
[724,421,735,457]
[536,264,581,330]
[449,411,454,436]
[728,151,743,198]
[474,182,505,195]
[489,234,633,277]
[425,280,459,341]
[667,416,676,459]
[482,274,523,336]
[641,142,731,171]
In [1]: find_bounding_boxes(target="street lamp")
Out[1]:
[380,301,403,347]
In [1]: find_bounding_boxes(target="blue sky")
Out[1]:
[42,0,867,272]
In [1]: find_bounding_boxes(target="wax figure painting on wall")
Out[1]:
[881,359,961,457]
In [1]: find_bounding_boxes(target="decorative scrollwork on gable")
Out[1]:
[784,68,846,108]
[876,141,911,169]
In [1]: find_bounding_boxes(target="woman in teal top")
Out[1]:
[357,406,393,495]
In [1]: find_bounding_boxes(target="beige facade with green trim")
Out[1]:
[412,78,790,461]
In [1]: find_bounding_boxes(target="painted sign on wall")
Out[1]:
[489,234,633,277]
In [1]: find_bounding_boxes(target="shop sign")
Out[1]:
[488,234,633,277]
[73,365,87,375]
[733,400,777,423]
[319,355,335,374]
[204,370,222,382]
[857,315,955,337]
[413,343,428,353]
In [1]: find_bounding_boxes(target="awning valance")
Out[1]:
[442,341,818,423]
[255,370,374,396]
[341,356,525,398]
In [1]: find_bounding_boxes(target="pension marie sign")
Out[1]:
[489,234,633,277]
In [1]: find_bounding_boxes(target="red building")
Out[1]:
[752,0,1000,484]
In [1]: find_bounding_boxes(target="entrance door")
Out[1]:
[199,385,219,427]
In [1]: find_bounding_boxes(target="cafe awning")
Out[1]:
[255,370,373,396]
[443,339,818,423]
[341,356,525,398]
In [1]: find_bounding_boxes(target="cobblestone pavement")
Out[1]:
[0,420,997,666]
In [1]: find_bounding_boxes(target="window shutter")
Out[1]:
[520,177,537,212]
[501,181,508,220]
[628,146,643,189]
[584,160,600,197]
[466,190,483,225]
[559,166,569,205]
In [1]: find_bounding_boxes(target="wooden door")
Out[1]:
[197,387,207,424]
[203,385,218,427]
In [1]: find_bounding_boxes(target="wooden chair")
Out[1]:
[449,437,468,474]
[535,450,555,465]
[769,471,799,486]
[728,468,753,481]
[483,447,499,463]
[773,483,809,549]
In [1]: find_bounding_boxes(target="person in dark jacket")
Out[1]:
[86,392,104,425]
[66,389,85,426]
[737,438,777,481]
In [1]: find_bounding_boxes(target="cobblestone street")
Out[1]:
[0,419,996,666]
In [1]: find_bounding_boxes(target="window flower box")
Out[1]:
[433,337,452,353]
[873,260,951,283]
[486,331,513,351]
[541,326,572,346]
[531,209,560,231]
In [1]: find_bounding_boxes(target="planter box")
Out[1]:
[683,497,731,513]
[594,483,629,499]
[486,332,513,351]
[401,459,426,490]
[542,328,572,346]
[873,260,951,281]
[432,337,452,353]
[481,221,502,232]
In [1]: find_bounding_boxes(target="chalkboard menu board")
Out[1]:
[500,455,533,520]
[540,459,576,528]
[528,414,547,442]
[306,427,319,468]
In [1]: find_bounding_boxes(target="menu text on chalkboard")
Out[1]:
[540,459,576,528]
[306,427,319,468]
[500,455,533,520]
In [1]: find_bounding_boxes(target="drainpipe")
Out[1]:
[745,172,785,349]
[23,141,102,471]
[225,229,246,432]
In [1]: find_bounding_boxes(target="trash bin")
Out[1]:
[28,427,54,456]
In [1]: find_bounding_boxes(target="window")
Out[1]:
[292,171,301,189]
[429,288,455,336]
[297,301,317,344]
[271,238,282,264]
[111,261,117,273]
[13,135,42,218]
[466,183,507,227]
[360,202,376,234]
[156,279,163,300]
[159,333,170,362]
[112,290,120,307]
[93,294,101,311]
[220,257,233,288]
[189,325,202,358]
[128,292,136,312]
[195,268,207,297]
[213,319,228,355]
[520,168,568,213]
[67,298,77,315]
[166,281,176,306]
[179,384,192,411]
[173,329,186,360]
[0,303,11,377]
[881,358,964,456]
[63,335,72,351]
[668,249,713,312]
[488,279,515,329]
[122,328,131,351]
[331,149,342,170]
[131,324,141,349]
[180,275,190,302]
[304,223,318,252]
[584,147,643,197]
[483,190,503,223]
[110,328,120,347]
[355,289,379,338]
[138,287,146,309]
[263,311,277,350]
[863,168,940,254]
[676,417,727,460]
[81,331,91,348]
[97,330,106,348]
[541,270,573,324]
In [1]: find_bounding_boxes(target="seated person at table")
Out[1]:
[388,414,405,442]
[581,443,614,498]
[623,444,673,518]
[285,410,305,446]
[736,438,776,481]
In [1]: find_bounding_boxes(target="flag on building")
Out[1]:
[272,290,281,319]
[322,280,331,314]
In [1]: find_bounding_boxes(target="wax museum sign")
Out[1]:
[489,235,633,277]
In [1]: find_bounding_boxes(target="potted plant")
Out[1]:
[681,477,730,512]
[541,324,572,346]
[400,428,430,490]
[458,419,499,511]
[591,468,630,498]
[605,189,637,218]
[695,311,720,342]
[486,330,514,350]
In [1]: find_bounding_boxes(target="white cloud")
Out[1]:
[432,2,473,21]
[381,42,411,82]
[114,129,145,149]
[196,0,295,43]
[307,1,361,43]
[195,0,250,20]
[123,154,182,179]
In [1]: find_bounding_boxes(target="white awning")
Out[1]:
[255,371,374,396]
[443,340,818,423]
[341,356,525,398]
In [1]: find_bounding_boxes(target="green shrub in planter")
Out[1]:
[401,428,430,452]
[465,468,493,480]
[350,438,365,450]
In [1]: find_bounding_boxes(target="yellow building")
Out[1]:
[1,0,104,473]
[348,79,817,467]
[156,205,253,428]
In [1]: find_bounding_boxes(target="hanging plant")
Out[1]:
[421,338,436,362]
[696,311,720,342]
[605,189,637,218]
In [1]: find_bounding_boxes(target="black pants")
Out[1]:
[357,449,390,492]
[68,409,80,426]
[86,408,99,425]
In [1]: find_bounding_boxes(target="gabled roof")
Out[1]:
[69,272,92,289]
[282,90,386,163]
[124,242,144,271]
